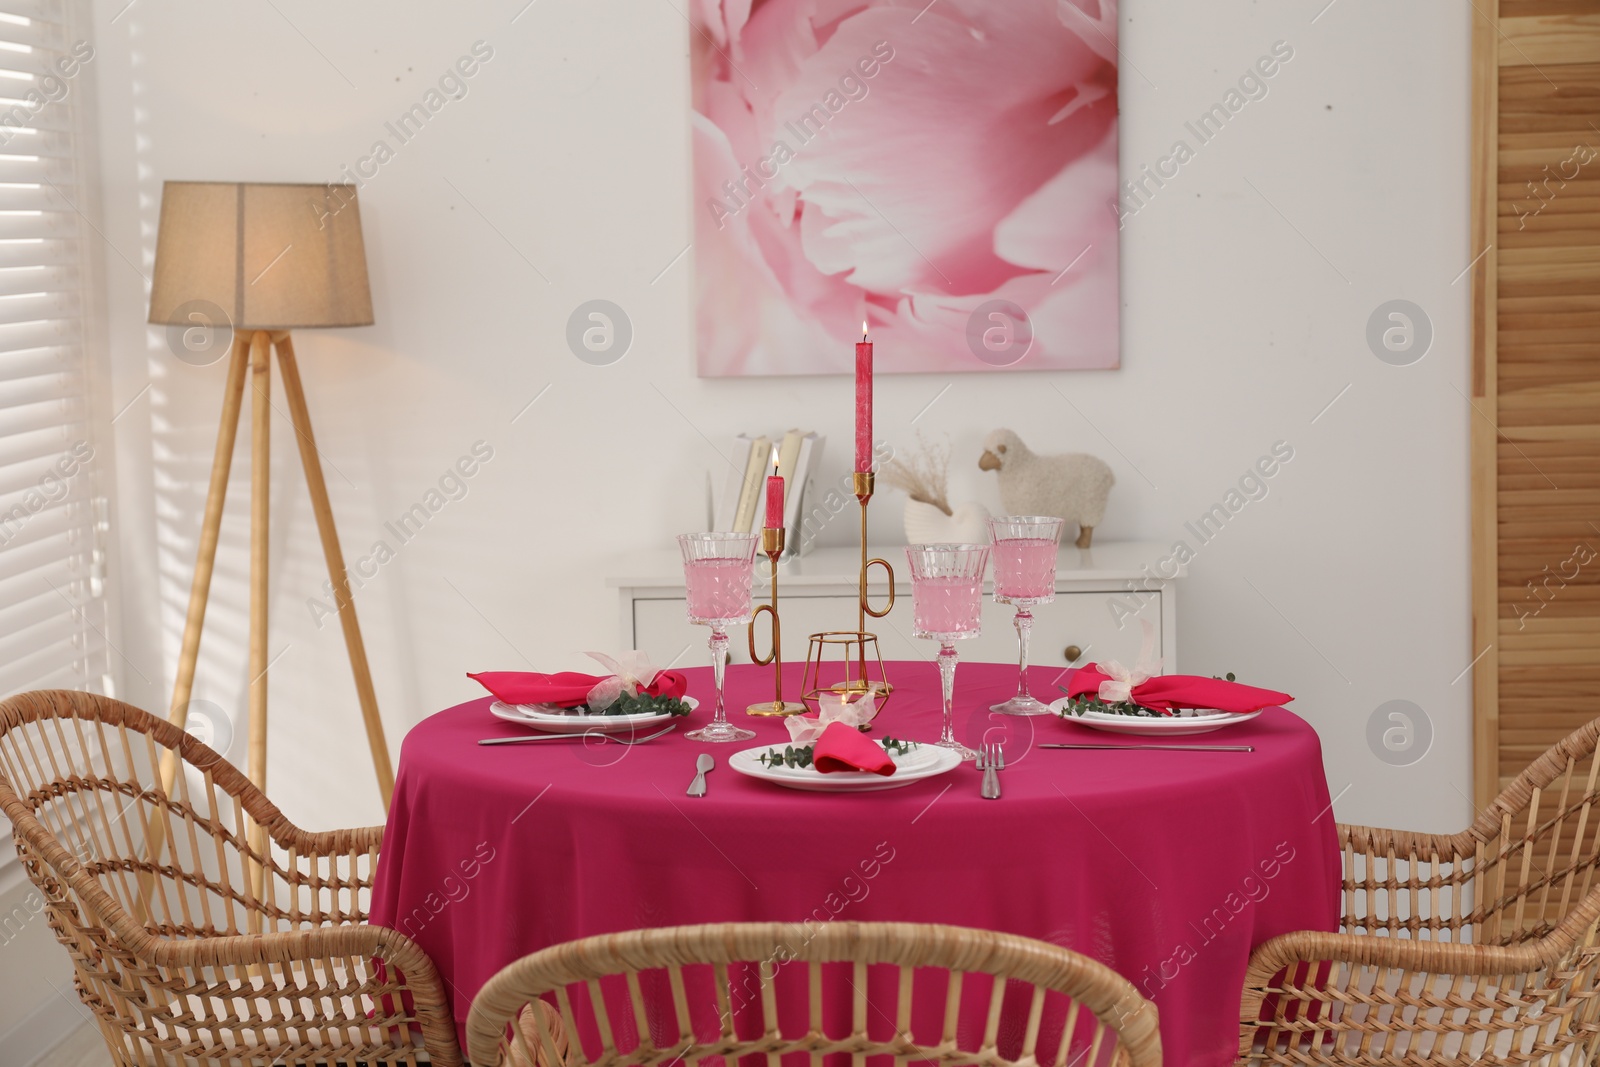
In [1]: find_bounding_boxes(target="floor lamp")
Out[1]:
[148,182,395,828]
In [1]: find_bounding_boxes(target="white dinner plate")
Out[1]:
[488,697,697,734]
[727,740,962,792]
[1047,698,1262,736]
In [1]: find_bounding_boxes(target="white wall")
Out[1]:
[87,0,1472,836]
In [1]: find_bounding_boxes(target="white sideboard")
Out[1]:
[609,541,1180,673]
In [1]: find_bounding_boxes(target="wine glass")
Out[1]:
[905,543,989,760]
[678,532,760,743]
[987,516,1064,716]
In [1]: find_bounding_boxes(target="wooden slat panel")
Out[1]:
[1499,148,1600,174]
[1499,426,1600,441]
[1500,14,1600,67]
[1499,188,1600,213]
[1504,0,1600,17]
[1499,544,1600,569]
[1499,63,1600,118]
[1499,244,1600,280]
[1501,473,1600,490]
[1500,364,1600,391]
[1502,132,1600,154]
[1499,214,1600,247]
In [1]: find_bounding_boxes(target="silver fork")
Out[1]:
[478,724,679,747]
[992,742,1005,799]
[978,744,998,800]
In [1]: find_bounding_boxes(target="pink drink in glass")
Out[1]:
[684,556,753,623]
[993,537,1057,601]
[911,576,983,637]
[678,532,759,744]
[986,516,1064,716]
[905,543,988,760]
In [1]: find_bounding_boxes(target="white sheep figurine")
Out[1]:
[978,429,1114,548]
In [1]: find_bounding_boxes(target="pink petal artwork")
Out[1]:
[692,0,1120,375]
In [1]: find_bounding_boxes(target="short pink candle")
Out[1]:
[855,322,873,473]
[765,459,783,530]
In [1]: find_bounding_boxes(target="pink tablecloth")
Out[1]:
[370,662,1339,1066]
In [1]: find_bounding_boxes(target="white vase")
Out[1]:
[903,499,991,544]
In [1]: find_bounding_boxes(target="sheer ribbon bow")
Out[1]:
[583,651,661,710]
[785,690,877,744]
[1095,618,1163,704]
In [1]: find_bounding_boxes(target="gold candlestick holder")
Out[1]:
[747,526,805,716]
[852,471,896,634]
[801,471,894,719]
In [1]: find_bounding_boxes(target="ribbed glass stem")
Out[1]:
[1014,608,1034,700]
[938,643,958,746]
[709,628,729,726]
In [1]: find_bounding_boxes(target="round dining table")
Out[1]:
[369,661,1339,1066]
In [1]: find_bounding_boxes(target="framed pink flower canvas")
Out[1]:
[691,0,1120,376]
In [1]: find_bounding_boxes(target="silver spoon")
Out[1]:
[687,753,715,797]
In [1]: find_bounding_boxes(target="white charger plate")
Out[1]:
[489,697,697,735]
[1047,698,1262,736]
[728,741,961,792]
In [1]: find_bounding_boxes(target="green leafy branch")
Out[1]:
[581,692,692,717]
[1057,673,1237,719]
[1057,694,1164,719]
[756,736,918,769]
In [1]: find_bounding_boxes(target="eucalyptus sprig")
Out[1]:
[756,736,918,769]
[1056,671,1239,719]
[1056,694,1164,719]
[580,691,692,717]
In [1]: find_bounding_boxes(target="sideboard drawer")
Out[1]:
[631,591,1159,675]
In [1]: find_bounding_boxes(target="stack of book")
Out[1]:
[713,430,824,551]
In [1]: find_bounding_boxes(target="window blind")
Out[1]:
[0,0,109,707]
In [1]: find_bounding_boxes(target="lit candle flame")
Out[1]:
[861,319,869,342]
[770,445,780,472]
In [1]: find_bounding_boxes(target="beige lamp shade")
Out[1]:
[148,181,373,330]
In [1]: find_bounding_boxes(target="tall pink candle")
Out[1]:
[855,321,872,473]
[765,452,783,529]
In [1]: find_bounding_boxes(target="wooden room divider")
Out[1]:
[1471,3,1600,808]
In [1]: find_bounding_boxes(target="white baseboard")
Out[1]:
[4,981,95,1067]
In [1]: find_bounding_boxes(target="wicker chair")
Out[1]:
[464,920,1162,1067]
[0,689,462,1066]
[1238,715,1600,1064]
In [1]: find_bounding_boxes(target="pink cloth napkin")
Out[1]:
[467,670,687,708]
[812,721,895,775]
[1065,664,1291,714]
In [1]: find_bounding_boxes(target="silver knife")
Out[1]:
[687,753,714,797]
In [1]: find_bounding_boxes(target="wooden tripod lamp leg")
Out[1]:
[248,330,271,793]
[169,333,251,726]
[273,331,396,808]
[247,330,272,915]
[138,333,250,926]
